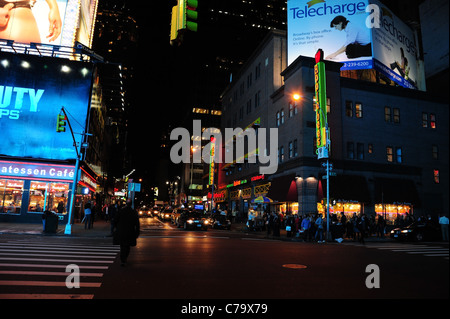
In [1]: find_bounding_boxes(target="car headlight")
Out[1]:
[139,211,143,215]
[187,220,194,224]
[204,220,209,224]
[401,230,412,233]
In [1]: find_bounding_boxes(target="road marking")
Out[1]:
[0,257,114,263]
[0,294,94,299]
[0,263,109,270]
[0,280,101,287]
[0,270,103,277]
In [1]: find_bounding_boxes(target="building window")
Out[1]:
[432,145,439,160]
[255,63,261,80]
[386,146,393,162]
[280,109,285,124]
[28,182,69,213]
[433,169,440,184]
[246,99,252,114]
[327,97,331,114]
[430,113,436,129]
[293,139,298,157]
[276,111,280,127]
[345,100,353,117]
[239,106,244,120]
[254,90,261,108]
[289,141,293,158]
[355,102,363,118]
[357,143,364,160]
[368,143,373,154]
[289,102,297,118]
[247,73,252,88]
[422,112,428,128]
[279,146,284,163]
[396,147,402,163]
[393,108,400,123]
[385,107,391,122]
[0,179,24,214]
[347,142,354,159]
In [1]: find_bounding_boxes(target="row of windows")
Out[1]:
[346,142,440,163]
[345,100,438,128]
[278,140,298,163]
[276,101,299,126]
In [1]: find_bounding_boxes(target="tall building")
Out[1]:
[219,26,448,224]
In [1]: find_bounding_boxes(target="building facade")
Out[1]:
[220,30,448,224]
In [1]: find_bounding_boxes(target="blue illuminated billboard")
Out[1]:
[0,52,94,160]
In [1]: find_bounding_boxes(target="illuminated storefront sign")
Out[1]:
[0,160,75,182]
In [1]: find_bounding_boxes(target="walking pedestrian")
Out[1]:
[439,214,449,241]
[113,199,140,266]
[84,201,92,230]
[357,215,366,244]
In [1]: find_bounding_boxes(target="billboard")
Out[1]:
[288,0,373,70]
[0,0,98,48]
[0,52,94,160]
[287,0,425,90]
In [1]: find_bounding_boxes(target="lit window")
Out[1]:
[386,146,393,162]
[433,169,440,184]
[355,103,363,118]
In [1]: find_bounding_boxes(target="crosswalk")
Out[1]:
[0,240,120,299]
[345,242,449,260]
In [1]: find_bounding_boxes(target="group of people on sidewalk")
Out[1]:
[253,211,390,243]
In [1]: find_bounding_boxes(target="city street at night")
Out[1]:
[0,219,448,301]
[0,0,448,309]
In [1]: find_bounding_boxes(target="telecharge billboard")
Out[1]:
[0,52,94,161]
[287,0,425,90]
[0,0,98,48]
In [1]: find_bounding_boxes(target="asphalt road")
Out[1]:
[0,217,448,312]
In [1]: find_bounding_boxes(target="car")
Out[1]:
[390,222,442,242]
[211,215,232,230]
[159,207,173,221]
[138,207,152,218]
[182,211,209,231]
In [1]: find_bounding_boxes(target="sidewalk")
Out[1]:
[0,220,112,237]
[231,222,396,243]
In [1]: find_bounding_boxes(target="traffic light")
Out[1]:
[170,0,198,45]
[56,114,66,132]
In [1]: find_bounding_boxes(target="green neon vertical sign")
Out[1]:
[314,49,327,150]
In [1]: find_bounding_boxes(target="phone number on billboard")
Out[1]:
[343,61,372,68]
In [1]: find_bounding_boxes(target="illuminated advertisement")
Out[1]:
[288,0,373,70]
[0,0,98,48]
[370,0,422,90]
[0,52,94,160]
[287,0,425,90]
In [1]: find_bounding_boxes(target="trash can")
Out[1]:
[44,213,58,233]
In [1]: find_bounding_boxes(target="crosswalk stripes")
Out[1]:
[344,242,449,260]
[0,240,120,299]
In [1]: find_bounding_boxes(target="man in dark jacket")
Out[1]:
[113,199,140,266]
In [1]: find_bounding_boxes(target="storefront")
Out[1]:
[0,160,75,223]
[266,174,298,216]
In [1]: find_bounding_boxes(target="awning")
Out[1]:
[266,174,297,202]
[318,175,371,204]
[374,178,420,207]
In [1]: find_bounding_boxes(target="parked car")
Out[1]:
[182,211,209,231]
[390,222,441,242]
